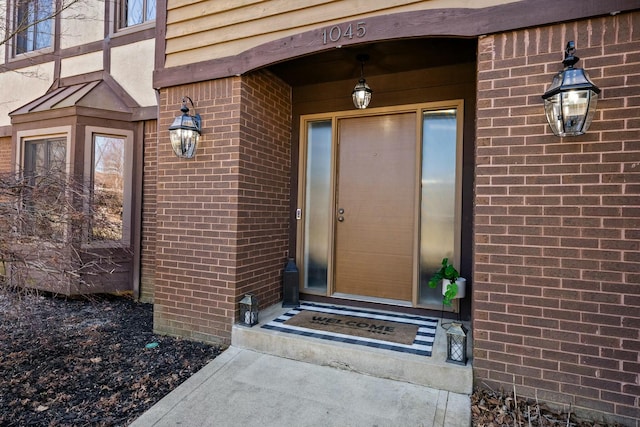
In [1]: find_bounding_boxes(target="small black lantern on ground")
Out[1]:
[168,96,201,158]
[446,322,468,365]
[282,258,300,308]
[239,294,259,327]
[542,41,600,137]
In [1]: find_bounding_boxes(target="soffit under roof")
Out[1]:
[10,78,139,117]
[268,38,477,87]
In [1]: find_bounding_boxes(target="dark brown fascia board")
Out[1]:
[0,125,12,138]
[58,71,105,87]
[155,0,168,72]
[74,106,134,122]
[2,29,154,72]
[131,106,158,121]
[153,0,640,89]
[10,106,133,125]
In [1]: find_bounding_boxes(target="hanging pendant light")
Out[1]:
[352,54,372,109]
[542,41,601,137]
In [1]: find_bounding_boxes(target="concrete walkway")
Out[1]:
[130,346,471,427]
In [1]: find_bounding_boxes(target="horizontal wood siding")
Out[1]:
[164,0,513,67]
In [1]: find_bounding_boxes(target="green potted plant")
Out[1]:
[428,258,466,306]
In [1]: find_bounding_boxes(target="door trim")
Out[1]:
[297,100,464,310]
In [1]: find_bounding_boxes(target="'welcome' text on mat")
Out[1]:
[284,310,418,345]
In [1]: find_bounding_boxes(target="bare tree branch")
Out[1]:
[0,168,127,294]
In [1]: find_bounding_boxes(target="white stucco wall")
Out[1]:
[110,39,156,107]
[60,51,104,78]
[0,62,55,127]
[60,0,105,49]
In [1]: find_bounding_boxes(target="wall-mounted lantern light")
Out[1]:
[352,54,373,109]
[542,41,600,137]
[169,96,201,158]
[446,322,468,365]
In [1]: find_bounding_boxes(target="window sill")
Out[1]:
[111,20,156,39]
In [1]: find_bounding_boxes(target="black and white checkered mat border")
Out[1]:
[262,302,438,356]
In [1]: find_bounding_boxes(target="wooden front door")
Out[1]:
[334,113,417,302]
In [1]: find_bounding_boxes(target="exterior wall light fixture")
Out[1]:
[542,41,600,137]
[352,54,373,109]
[169,96,201,158]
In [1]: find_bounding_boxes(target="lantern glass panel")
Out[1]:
[448,334,466,363]
[352,81,372,109]
[239,294,259,326]
[446,322,468,365]
[169,116,199,158]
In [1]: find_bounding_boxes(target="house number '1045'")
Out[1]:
[322,22,367,44]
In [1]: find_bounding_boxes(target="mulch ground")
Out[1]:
[0,289,625,427]
[0,290,223,427]
[471,387,625,427]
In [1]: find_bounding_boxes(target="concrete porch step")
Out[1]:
[232,302,473,395]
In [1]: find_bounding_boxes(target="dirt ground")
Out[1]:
[0,290,222,426]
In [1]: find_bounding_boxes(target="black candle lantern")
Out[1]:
[239,293,259,327]
[446,322,468,365]
[542,41,600,137]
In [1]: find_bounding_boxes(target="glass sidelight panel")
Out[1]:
[302,120,332,292]
[419,109,458,305]
[90,135,125,241]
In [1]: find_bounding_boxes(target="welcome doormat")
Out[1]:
[262,302,438,356]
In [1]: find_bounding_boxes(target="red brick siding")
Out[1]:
[0,136,11,173]
[140,120,157,303]
[235,71,292,309]
[474,11,640,426]
[153,71,291,344]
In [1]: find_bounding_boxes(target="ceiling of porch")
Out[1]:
[268,37,477,87]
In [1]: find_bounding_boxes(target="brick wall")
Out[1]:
[140,119,157,303]
[474,11,640,426]
[0,136,11,173]
[153,70,291,344]
[235,71,292,308]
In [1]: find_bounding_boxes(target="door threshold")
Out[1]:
[331,293,413,308]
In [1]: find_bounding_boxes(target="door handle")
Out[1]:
[337,208,345,222]
[337,216,344,222]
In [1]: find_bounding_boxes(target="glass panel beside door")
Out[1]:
[418,109,460,306]
[298,103,462,310]
[301,120,332,293]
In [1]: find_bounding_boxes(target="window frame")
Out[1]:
[17,127,72,174]
[11,0,55,57]
[83,126,133,248]
[116,0,156,31]
[16,127,72,241]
